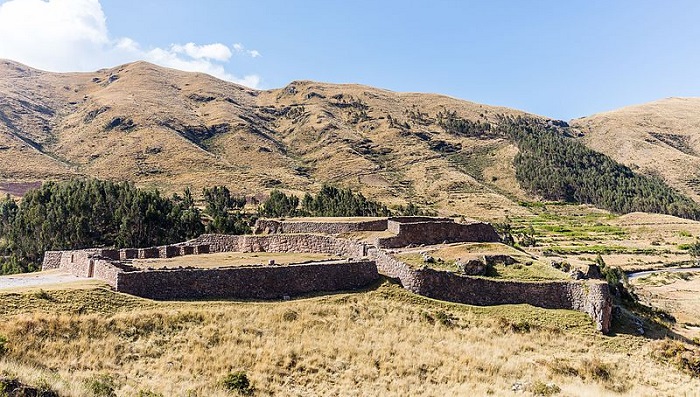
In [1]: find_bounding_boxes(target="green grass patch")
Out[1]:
[543,246,668,256]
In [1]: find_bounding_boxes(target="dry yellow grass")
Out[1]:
[0,283,698,396]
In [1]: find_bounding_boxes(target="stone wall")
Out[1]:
[412,269,612,333]
[254,219,388,235]
[40,231,611,333]
[368,248,612,333]
[184,234,368,258]
[57,250,95,277]
[378,220,501,248]
[41,251,63,270]
[115,260,379,300]
[91,259,120,287]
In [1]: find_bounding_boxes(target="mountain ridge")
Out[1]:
[1,58,698,221]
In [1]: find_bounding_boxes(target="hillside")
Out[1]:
[0,59,539,219]
[2,60,700,222]
[572,98,700,201]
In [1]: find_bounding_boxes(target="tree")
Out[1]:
[259,190,300,217]
[688,239,700,265]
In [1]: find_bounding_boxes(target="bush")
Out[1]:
[530,381,561,396]
[34,289,53,301]
[0,334,7,356]
[282,310,298,322]
[655,340,700,377]
[579,358,613,382]
[434,311,456,327]
[84,374,116,397]
[137,390,164,397]
[222,371,253,395]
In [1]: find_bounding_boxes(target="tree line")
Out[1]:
[0,180,428,274]
[499,116,700,220]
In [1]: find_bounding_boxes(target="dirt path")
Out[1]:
[0,270,88,290]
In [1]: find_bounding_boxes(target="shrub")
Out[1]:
[222,371,253,395]
[434,311,456,327]
[84,374,116,397]
[137,390,164,397]
[530,381,561,396]
[34,289,53,301]
[282,310,298,322]
[579,358,612,382]
[495,317,536,333]
[0,335,7,356]
[654,340,700,377]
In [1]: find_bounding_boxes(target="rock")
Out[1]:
[570,269,585,280]
[551,259,571,272]
[511,381,528,393]
[456,259,487,275]
[586,264,603,279]
[632,317,644,335]
[483,254,516,266]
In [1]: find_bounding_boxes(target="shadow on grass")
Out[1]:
[607,299,695,344]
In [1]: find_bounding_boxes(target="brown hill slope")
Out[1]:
[572,97,700,201]
[0,60,544,219]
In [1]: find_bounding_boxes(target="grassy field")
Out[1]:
[506,205,700,272]
[0,282,699,397]
[394,243,568,280]
[632,272,700,341]
[132,252,336,269]
[3,206,700,396]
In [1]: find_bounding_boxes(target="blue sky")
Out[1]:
[1,0,699,119]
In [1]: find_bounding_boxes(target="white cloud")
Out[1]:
[170,43,232,62]
[0,0,261,87]
[233,42,262,58]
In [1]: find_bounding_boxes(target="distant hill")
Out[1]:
[1,59,698,220]
[572,98,700,202]
[0,59,540,219]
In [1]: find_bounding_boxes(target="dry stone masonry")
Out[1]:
[41,216,612,333]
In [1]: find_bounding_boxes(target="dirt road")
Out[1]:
[0,270,88,290]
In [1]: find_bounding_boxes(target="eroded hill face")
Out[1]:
[572,98,700,201]
[0,60,543,219]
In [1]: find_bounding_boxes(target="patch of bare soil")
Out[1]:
[0,181,42,197]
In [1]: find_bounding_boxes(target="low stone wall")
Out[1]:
[385,217,453,234]
[369,248,612,333]
[378,221,501,248]
[412,269,612,333]
[92,259,120,287]
[40,231,611,333]
[115,260,380,300]
[254,219,388,235]
[41,251,63,270]
[58,250,94,277]
[184,234,368,258]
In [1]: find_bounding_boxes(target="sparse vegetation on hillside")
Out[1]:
[437,109,494,138]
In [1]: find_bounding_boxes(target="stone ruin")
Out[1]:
[42,216,612,333]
